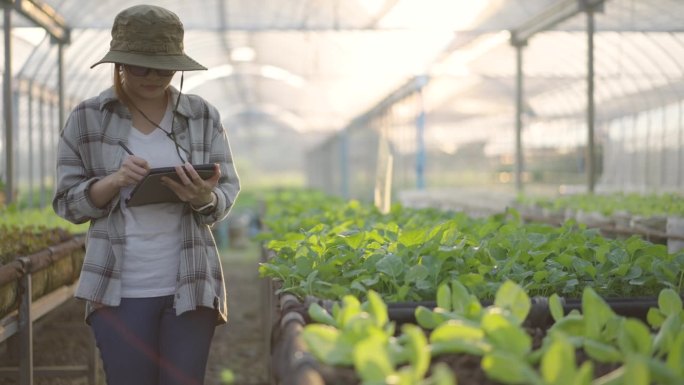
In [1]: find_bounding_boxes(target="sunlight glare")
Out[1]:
[357,0,388,16]
[260,65,306,88]
[13,27,46,45]
[183,64,234,92]
[378,0,493,30]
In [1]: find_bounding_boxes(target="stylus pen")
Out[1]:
[118,140,134,156]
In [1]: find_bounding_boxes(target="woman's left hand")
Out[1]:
[161,163,221,207]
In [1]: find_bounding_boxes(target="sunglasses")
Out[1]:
[124,65,176,77]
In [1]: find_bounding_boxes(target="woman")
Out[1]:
[52,5,240,385]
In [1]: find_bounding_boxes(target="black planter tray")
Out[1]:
[385,296,664,328]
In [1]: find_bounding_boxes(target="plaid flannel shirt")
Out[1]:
[53,86,240,324]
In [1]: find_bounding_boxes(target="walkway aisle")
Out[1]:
[205,242,270,385]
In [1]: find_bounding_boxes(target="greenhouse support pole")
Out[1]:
[38,96,46,208]
[18,257,34,385]
[56,39,65,134]
[3,5,13,204]
[586,5,596,194]
[416,88,426,190]
[339,128,349,199]
[513,40,525,194]
[11,87,19,202]
[49,101,56,191]
[28,83,34,208]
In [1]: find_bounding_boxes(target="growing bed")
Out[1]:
[258,190,684,385]
[0,216,96,384]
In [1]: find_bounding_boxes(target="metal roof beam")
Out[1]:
[3,0,69,43]
[510,0,605,45]
[348,75,429,128]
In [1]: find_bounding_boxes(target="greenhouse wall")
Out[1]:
[600,100,684,193]
[306,124,381,201]
[306,0,684,200]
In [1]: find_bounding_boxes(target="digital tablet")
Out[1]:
[125,164,216,207]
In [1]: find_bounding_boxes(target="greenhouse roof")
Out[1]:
[2,0,684,138]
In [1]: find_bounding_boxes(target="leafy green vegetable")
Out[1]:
[481,351,543,385]
[260,190,683,302]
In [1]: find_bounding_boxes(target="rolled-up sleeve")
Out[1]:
[52,106,110,224]
[195,115,240,225]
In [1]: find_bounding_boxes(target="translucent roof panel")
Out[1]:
[3,0,683,138]
[8,0,499,134]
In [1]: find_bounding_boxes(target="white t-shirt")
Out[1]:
[119,106,185,298]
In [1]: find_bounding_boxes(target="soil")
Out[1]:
[0,242,270,385]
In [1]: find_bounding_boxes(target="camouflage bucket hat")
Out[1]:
[91,4,206,71]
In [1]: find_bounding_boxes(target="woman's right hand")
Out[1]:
[113,155,150,188]
[88,155,149,208]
